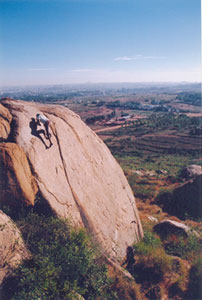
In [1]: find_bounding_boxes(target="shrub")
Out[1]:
[2,213,117,300]
[134,185,155,200]
[110,275,141,300]
[185,257,202,300]
[168,256,189,297]
[133,231,171,285]
[164,234,201,261]
[141,231,162,248]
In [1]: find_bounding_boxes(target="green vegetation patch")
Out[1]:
[164,234,201,262]
[116,153,200,178]
[103,113,202,157]
[130,228,201,299]
[115,153,201,202]
[132,231,172,285]
[2,213,117,300]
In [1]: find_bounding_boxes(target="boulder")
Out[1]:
[145,170,156,177]
[156,169,168,175]
[0,99,143,260]
[0,210,30,284]
[153,219,199,239]
[155,175,202,219]
[0,142,38,206]
[148,216,158,223]
[179,164,202,180]
[133,170,144,176]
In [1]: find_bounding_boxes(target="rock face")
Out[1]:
[0,103,12,141]
[0,143,38,206]
[0,210,30,284]
[0,99,143,260]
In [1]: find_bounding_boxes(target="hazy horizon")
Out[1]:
[0,0,201,86]
[0,80,201,87]
[1,81,201,95]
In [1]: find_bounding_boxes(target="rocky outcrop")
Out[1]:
[153,219,199,239]
[0,99,143,260]
[179,164,202,180]
[0,210,30,284]
[155,175,202,219]
[0,143,38,206]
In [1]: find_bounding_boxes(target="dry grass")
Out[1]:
[107,264,142,300]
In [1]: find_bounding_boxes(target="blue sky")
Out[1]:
[0,0,201,86]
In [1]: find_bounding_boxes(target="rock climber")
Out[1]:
[36,113,53,147]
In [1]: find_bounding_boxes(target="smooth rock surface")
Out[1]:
[0,142,38,206]
[1,99,143,259]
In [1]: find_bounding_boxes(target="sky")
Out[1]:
[0,0,201,86]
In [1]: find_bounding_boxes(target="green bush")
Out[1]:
[2,213,117,300]
[134,185,155,200]
[164,234,201,261]
[133,232,171,284]
[135,231,161,251]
